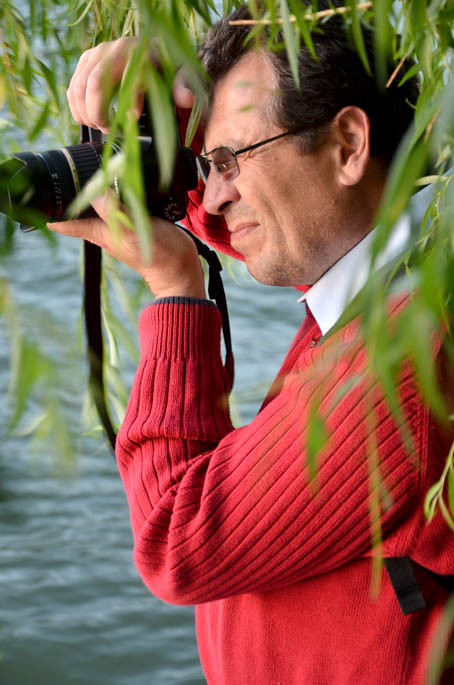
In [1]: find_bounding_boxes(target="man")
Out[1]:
[52,2,453,683]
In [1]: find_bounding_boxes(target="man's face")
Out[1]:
[202,51,358,286]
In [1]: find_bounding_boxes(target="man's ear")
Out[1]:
[332,106,370,186]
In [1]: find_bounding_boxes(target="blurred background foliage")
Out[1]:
[0,0,453,536]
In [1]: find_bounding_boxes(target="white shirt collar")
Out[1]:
[298,182,435,335]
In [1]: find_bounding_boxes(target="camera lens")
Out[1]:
[0,143,103,224]
[0,131,198,227]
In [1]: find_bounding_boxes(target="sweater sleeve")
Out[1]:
[116,298,430,605]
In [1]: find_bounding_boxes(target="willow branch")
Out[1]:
[228,2,373,25]
[386,53,408,88]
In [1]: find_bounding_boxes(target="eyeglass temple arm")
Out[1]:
[234,129,297,157]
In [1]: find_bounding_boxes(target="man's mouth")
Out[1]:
[230,222,260,244]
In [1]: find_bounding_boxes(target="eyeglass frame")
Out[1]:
[196,129,302,184]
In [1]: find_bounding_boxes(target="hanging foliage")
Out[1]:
[0,1,453,539]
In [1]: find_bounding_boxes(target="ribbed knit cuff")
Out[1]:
[139,299,222,360]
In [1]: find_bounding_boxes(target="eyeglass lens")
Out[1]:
[197,147,239,183]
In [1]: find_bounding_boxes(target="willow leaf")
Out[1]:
[145,65,177,188]
[404,309,445,419]
[8,338,49,432]
[439,497,454,531]
[448,462,454,519]
[29,101,50,141]
[68,0,95,27]
[409,0,428,38]
[397,61,422,88]
[223,0,234,15]
[372,0,392,87]
[279,0,300,88]
[0,71,6,109]
[347,0,371,76]
[124,112,145,202]
[288,0,317,61]
[306,394,329,486]
[424,480,442,521]
[185,95,204,147]
[183,0,214,24]
[35,58,60,106]
[371,136,429,261]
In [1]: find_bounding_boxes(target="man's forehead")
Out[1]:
[206,51,276,145]
[212,51,274,109]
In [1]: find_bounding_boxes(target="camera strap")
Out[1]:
[179,225,234,391]
[84,232,234,455]
[84,240,117,452]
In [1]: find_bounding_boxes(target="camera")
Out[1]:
[0,108,199,229]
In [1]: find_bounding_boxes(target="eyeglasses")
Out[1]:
[196,130,299,184]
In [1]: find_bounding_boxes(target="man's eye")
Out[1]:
[214,159,235,173]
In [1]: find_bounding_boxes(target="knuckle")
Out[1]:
[86,68,104,94]
[72,80,87,103]
[75,48,93,70]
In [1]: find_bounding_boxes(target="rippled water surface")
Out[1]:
[0,230,303,684]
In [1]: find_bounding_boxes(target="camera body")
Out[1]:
[0,108,199,228]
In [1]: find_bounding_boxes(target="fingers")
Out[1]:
[48,192,205,298]
[173,72,196,110]
[67,37,200,139]
[90,193,119,225]
[67,38,138,133]
[47,216,105,246]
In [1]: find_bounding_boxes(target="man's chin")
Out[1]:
[245,259,297,288]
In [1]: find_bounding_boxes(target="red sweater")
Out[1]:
[116,112,453,682]
[116,292,453,683]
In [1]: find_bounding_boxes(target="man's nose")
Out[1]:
[202,171,241,215]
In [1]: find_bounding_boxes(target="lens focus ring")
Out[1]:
[65,143,103,190]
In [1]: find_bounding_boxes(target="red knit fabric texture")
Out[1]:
[116,295,454,684]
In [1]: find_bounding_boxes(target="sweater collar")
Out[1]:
[298,182,436,336]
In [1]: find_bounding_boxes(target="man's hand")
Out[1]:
[49,194,206,299]
[50,37,206,300]
[66,37,196,133]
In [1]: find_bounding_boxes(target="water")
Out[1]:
[0,230,303,684]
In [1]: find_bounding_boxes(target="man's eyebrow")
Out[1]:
[204,138,249,154]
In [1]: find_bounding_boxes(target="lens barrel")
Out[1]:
[10,143,103,222]
[0,135,198,227]
[40,144,103,220]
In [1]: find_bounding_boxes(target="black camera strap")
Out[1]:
[179,225,234,390]
[84,232,234,455]
[84,240,117,452]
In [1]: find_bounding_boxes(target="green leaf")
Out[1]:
[279,0,300,88]
[185,95,205,147]
[410,0,429,37]
[21,53,33,95]
[68,0,95,27]
[306,393,329,485]
[397,61,421,88]
[8,338,49,432]
[35,58,60,106]
[448,462,454,519]
[347,0,371,76]
[372,0,392,87]
[424,480,442,521]
[29,101,50,141]
[0,71,6,110]
[144,65,177,188]
[183,0,214,25]
[371,135,429,262]
[288,0,317,61]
